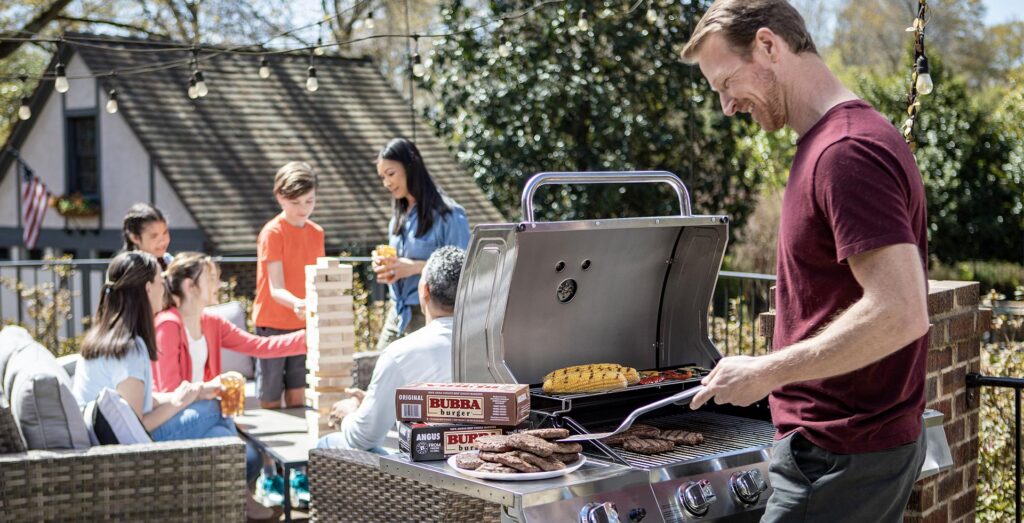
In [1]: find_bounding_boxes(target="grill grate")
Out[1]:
[585,411,776,469]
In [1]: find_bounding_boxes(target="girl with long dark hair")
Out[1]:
[122,203,172,268]
[373,138,470,350]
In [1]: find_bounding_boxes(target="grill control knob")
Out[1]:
[730,469,768,504]
[579,501,620,523]
[628,507,647,521]
[677,480,716,517]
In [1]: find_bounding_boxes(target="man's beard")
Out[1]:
[752,67,786,132]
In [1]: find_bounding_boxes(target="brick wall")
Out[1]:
[905,281,988,523]
[757,280,988,522]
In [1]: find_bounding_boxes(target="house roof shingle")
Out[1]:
[51,34,505,253]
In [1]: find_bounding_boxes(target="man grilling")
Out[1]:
[316,246,465,453]
[682,1,929,521]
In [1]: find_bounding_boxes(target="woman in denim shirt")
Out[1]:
[373,138,470,350]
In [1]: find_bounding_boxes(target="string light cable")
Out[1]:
[901,0,931,147]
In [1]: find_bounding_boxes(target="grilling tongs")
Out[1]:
[557,385,706,443]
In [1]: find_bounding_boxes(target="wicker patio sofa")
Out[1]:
[0,398,247,522]
[308,448,501,523]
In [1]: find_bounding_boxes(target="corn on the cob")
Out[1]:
[544,364,640,386]
[542,370,628,394]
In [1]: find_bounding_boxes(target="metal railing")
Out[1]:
[710,270,776,356]
[0,258,777,351]
[0,257,377,343]
[968,373,1024,523]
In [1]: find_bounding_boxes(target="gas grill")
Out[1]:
[380,172,952,523]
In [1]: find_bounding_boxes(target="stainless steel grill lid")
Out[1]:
[453,172,729,385]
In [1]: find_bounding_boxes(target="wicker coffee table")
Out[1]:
[235,407,318,523]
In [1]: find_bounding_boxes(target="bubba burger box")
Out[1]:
[395,382,530,426]
[399,422,505,461]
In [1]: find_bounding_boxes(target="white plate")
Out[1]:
[447,452,587,481]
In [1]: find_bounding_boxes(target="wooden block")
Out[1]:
[306,390,345,410]
[307,339,354,354]
[306,360,354,375]
[316,257,340,269]
[308,295,353,306]
[307,313,355,325]
[305,409,334,438]
[305,351,355,365]
[307,375,354,390]
[317,303,351,313]
[306,281,351,292]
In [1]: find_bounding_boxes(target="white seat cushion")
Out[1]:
[87,388,152,445]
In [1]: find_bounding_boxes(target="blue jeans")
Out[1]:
[316,431,391,456]
[150,399,261,481]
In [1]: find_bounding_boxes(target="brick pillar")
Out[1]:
[905,281,988,523]
[304,258,356,437]
[756,281,988,523]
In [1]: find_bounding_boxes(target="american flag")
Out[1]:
[21,165,49,250]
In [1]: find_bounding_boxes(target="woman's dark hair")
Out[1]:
[379,138,452,237]
[122,203,166,252]
[80,251,160,361]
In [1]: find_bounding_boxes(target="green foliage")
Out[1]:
[977,339,1024,522]
[844,56,1024,264]
[0,46,46,143]
[424,0,762,227]
[930,260,1024,295]
[0,255,82,357]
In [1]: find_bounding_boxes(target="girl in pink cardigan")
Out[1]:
[153,252,307,392]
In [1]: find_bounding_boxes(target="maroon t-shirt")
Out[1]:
[770,100,928,454]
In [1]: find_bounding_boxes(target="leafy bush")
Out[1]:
[977,338,1024,522]
[930,260,1024,296]
[0,256,81,357]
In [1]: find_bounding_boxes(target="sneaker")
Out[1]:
[245,495,277,522]
[255,472,285,507]
[290,470,310,509]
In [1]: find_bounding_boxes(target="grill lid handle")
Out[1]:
[520,171,692,222]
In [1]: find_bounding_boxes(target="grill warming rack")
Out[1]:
[529,367,710,416]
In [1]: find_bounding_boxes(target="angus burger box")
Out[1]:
[398,422,506,461]
[395,382,530,426]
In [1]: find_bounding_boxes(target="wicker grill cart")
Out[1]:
[308,448,501,523]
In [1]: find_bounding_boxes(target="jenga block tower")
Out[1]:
[304,257,355,437]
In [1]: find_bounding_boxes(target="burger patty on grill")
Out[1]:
[620,437,676,454]
[659,429,704,446]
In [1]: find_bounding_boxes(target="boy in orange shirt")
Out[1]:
[253,162,325,508]
[253,161,325,410]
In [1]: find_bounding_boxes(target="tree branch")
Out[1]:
[0,0,75,60]
[55,16,168,37]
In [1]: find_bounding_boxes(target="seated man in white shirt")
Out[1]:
[316,246,465,453]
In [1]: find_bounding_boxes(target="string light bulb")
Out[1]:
[55,63,69,93]
[412,53,426,77]
[306,66,319,91]
[915,55,933,95]
[364,12,375,30]
[194,71,208,97]
[18,97,31,120]
[259,57,271,78]
[577,10,590,32]
[498,36,512,58]
[187,76,199,99]
[315,38,325,56]
[105,89,118,114]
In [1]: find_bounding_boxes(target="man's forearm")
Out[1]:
[767,293,928,387]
